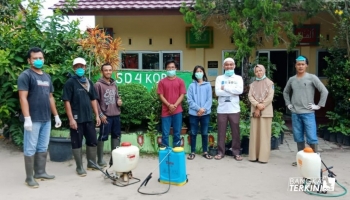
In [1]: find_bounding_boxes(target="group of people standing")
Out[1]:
[18,46,328,188]
[18,47,123,187]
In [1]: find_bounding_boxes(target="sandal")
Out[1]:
[214,154,223,160]
[292,162,297,166]
[202,153,213,160]
[187,153,195,160]
[233,155,243,161]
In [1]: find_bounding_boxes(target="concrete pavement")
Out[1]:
[0,133,349,200]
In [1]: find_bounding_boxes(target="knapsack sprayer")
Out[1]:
[89,141,141,187]
[296,147,347,197]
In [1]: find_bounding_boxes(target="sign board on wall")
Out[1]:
[113,69,193,91]
[294,24,320,46]
[186,27,213,48]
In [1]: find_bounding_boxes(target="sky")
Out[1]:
[24,0,95,31]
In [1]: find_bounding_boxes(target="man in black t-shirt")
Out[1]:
[18,47,62,188]
[62,57,101,177]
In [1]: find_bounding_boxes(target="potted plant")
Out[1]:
[208,140,218,157]
[239,119,250,155]
[49,129,72,162]
[326,111,341,143]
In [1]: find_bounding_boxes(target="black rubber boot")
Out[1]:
[33,152,55,180]
[86,146,99,170]
[72,148,87,177]
[109,138,120,166]
[292,142,305,166]
[309,144,318,153]
[297,142,305,151]
[97,141,107,167]
[24,156,39,188]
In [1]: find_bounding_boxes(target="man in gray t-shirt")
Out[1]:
[283,55,328,166]
[17,47,62,188]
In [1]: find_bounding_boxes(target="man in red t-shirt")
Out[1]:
[157,60,187,147]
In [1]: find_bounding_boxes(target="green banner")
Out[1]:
[114,69,193,90]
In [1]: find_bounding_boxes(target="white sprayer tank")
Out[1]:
[296,147,321,179]
[111,142,139,173]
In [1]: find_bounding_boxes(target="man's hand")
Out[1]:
[100,115,108,124]
[307,103,320,110]
[256,103,265,110]
[95,116,101,127]
[117,98,122,107]
[69,119,78,130]
[253,110,260,118]
[287,104,293,111]
[168,104,176,113]
[24,117,32,131]
[54,115,62,128]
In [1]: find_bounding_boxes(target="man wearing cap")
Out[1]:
[283,55,328,166]
[214,57,244,161]
[62,57,101,176]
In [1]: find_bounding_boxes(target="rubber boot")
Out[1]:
[33,152,55,180]
[72,148,87,177]
[109,138,120,166]
[292,142,305,166]
[97,141,107,167]
[86,146,99,170]
[24,156,39,188]
[297,142,305,151]
[309,144,318,153]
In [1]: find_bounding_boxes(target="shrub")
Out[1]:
[118,83,153,132]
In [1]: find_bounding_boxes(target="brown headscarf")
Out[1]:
[250,64,274,103]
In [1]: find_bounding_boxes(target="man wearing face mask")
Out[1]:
[18,47,62,188]
[214,58,244,161]
[62,57,101,177]
[157,60,187,147]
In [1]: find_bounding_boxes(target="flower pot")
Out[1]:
[240,136,249,155]
[317,127,325,138]
[170,127,188,135]
[279,131,284,144]
[329,132,337,142]
[336,132,344,145]
[208,147,218,156]
[270,136,279,150]
[323,129,330,141]
[48,137,72,162]
[342,135,350,146]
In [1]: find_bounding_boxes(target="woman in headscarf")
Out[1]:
[248,64,274,163]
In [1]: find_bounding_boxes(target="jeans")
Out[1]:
[23,121,51,156]
[161,112,182,147]
[291,113,318,144]
[98,115,121,141]
[189,114,210,153]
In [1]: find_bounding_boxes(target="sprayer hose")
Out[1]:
[303,180,348,197]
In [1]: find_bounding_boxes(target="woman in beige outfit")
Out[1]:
[248,65,274,163]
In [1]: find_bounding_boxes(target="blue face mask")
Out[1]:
[256,75,266,81]
[195,72,203,80]
[33,59,44,69]
[167,70,176,77]
[225,70,235,77]
[75,68,85,77]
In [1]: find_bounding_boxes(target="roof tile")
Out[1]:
[51,0,193,10]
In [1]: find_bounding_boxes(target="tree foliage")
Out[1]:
[180,0,316,85]
[0,0,83,146]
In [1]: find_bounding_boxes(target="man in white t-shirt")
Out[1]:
[214,58,244,161]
